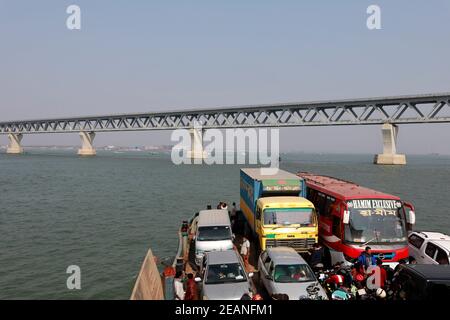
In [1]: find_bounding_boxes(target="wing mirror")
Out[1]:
[343,210,350,224]
[408,211,416,225]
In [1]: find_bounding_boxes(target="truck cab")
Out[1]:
[256,197,317,251]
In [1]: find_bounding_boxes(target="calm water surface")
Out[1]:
[0,150,449,299]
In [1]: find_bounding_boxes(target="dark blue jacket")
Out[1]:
[357,252,376,268]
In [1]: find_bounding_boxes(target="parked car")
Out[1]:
[408,231,450,265]
[197,249,254,300]
[391,264,450,300]
[194,209,234,265]
[257,246,327,300]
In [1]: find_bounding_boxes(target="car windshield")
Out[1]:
[263,208,314,226]
[197,226,231,241]
[344,199,407,244]
[205,263,247,284]
[273,264,316,283]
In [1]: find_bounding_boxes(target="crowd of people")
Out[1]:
[309,245,417,300]
[173,271,200,300]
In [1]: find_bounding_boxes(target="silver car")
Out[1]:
[258,246,327,300]
[197,249,254,300]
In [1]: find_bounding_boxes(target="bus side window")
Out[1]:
[308,188,315,202]
[325,197,335,217]
[316,193,327,217]
[332,215,342,239]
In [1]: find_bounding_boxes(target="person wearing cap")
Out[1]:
[357,246,376,271]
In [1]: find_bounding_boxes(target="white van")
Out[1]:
[194,209,234,265]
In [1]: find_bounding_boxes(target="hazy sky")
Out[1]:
[1,0,449,154]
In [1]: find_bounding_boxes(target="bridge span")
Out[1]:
[1,93,450,164]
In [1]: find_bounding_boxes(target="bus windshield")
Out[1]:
[344,199,407,244]
[263,208,314,226]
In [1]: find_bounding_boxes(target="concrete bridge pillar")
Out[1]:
[6,133,24,154]
[187,127,207,160]
[78,131,96,156]
[374,123,406,165]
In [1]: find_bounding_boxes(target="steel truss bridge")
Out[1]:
[1,93,450,134]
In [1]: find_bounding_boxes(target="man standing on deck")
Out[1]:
[357,246,376,272]
[173,271,185,300]
[309,243,325,268]
[375,258,387,289]
[241,236,251,268]
[184,273,199,300]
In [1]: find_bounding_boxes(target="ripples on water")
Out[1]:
[0,150,449,299]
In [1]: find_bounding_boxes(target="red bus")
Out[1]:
[297,173,416,268]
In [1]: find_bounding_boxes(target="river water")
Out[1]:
[0,150,449,299]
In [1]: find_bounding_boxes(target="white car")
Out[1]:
[408,231,450,265]
[257,246,328,300]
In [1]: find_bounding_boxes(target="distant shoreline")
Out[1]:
[0,145,449,156]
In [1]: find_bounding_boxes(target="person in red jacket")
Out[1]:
[184,273,199,300]
[376,258,387,289]
[367,258,387,289]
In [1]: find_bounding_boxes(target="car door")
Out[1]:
[266,261,276,295]
[200,255,208,295]
[408,233,425,262]
[258,251,267,277]
[423,242,438,265]
[260,254,273,294]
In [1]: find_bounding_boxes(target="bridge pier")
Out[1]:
[187,128,207,160]
[78,131,96,156]
[6,133,24,154]
[374,123,406,165]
